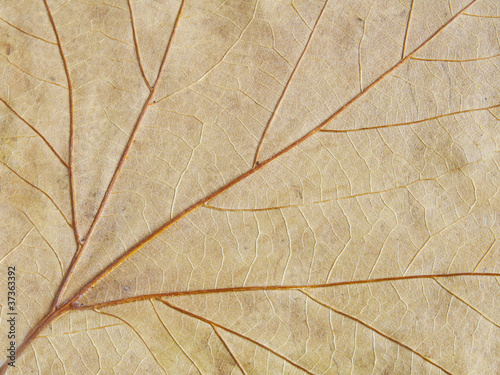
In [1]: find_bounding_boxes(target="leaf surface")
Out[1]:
[1,0,499,373]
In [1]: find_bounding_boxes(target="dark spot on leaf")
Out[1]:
[293,185,303,199]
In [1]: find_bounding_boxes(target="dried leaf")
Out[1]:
[1,0,499,373]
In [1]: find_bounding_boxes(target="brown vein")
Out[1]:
[433,278,500,330]
[401,0,414,59]
[411,53,500,62]
[78,273,500,310]
[463,13,500,18]
[0,16,57,45]
[96,310,168,374]
[212,325,248,375]
[52,0,186,310]
[201,155,493,212]
[0,161,72,227]
[300,290,452,375]
[158,299,314,375]
[127,0,152,89]
[150,300,203,374]
[0,98,68,168]
[252,0,330,167]
[42,0,80,246]
[320,103,500,133]
[72,0,479,304]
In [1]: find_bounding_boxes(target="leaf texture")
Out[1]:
[0,0,499,373]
